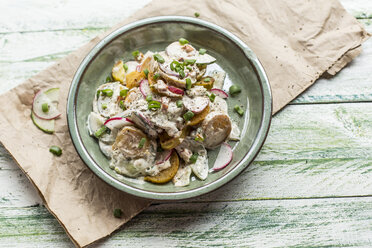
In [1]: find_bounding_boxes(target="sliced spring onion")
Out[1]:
[138,137,147,148]
[106,76,112,82]
[148,100,161,110]
[194,12,200,17]
[132,50,140,58]
[49,146,62,156]
[186,66,192,71]
[183,111,194,121]
[199,48,207,55]
[101,103,107,110]
[189,153,198,163]
[176,100,183,108]
[123,63,128,72]
[120,89,128,97]
[143,68,149,78]
[179,70,185,79]
[234,105,244,116]
[113,208,122,218]
[119,100,126,110]
[185,59,196,65]
[209,93,216,102]
[203,78,211,82]
[194,135,204,142]
[153,53,165,63]
[186,78,192,90]
[41,103,49,113]
[146,95,153,102]
[94,126,108,138]
[229,84,241,96]
[96,90,101,99]
[153,73,160,80]
[101,89,113,97]
[179,38,189,45]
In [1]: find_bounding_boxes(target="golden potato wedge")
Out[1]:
[194,76,215,90]
[144,151,179,184]
[160,127,189,150]
[112,60,126,83]
[112,126,149,159]
[187,104,210,126]
[126,71,145,89]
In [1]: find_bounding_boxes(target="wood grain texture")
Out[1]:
[0,0,372,247]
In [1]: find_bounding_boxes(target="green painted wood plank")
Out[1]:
[1,103,372,206]
[1,198,372,247]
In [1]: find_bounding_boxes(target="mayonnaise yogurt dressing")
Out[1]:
[87,39,241,186]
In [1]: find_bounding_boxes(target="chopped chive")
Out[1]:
[179,70,185,79]
[209,93,216,102]
[185,59,196,65]
[153,53,165,63]
[170,60,179,71]
[120,89,128,97]
[186,66,192,71]
[229,84,241,96]
[153,73,160,80]
[148,100,161,110]
[94,126,108,138]
[179,38,189,45]
[203,78,211,82]
[146,95,153,102]
[194,12,200,17]
[186,78,192,90]
[194,135,204,142]
[123,63,128,72]
[176,100,183,108]
[106,76,112,82]
[119,100,126,110]
[96,90,101,99]
[183,111,195,121]
[234,105,244,116]
[49,146,62,156]
[113,208,122,218]
[143,68,149,78]
[101,103,107,110]
[199,48,207,55]
[189,153,198,163]
[138,137,147,148]
[132,50,140,58]
[102,89,113,97]
[41,103,49,113]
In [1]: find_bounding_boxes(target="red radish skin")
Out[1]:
[183,96,209,114]
[125,118,134,124]
[104,117,122,125]
[104,117,133,130]
[212,142,233,171]
[168,85,184,95]
[210,88,228,99]
[156,149,173,165]
[139,79,151,98]
[32,90,61,120]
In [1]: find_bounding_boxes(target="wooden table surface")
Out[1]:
[1,0,372,247]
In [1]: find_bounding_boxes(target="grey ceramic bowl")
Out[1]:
[67,16,272,200]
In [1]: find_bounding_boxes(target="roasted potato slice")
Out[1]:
[144,151,179,184]
[160,127,189,150]
[187,104,210,126]
[126,71,145,89]
[112,60,126,83]
[202,112,232,149]
[112,126,149,159]
[194,76,215,90]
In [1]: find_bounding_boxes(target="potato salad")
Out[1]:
[87,39,242,186]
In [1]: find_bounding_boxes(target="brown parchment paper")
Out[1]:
[0,0,370,247]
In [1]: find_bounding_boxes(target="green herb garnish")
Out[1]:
[148,100,161,110]
[186,78,192,90]
[194,12,200,17]
[153,73,160,80]
[101,89,113,97]
[96,90,101,99]
[229,84,241,96]
[132,50,140,58]
[49,146,62,156]
[234,105,244,116]
[194,135,204,142]
[123,63,128,72]
[41,103,49,113]
[199,48,207,55]
[120,89,128,97]
[119,100,126,110]
[176,100,183,108]
[189,153,199,163]
[143,68,149,78]
[113,208,122,218]
[183,111,195,121]
[94,126,108,138]
[153,53,165,64]
[185,59,196,65]
[179,38,189,45]
[146,95,153,102]
[209,93,216,102]
[138,137,147,148]
[101,103,107,110]
[106,76,112,82]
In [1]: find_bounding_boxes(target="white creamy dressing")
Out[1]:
[87,41,241,186]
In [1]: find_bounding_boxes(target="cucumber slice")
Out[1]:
[32,88,61,120]
[31,111,55,134]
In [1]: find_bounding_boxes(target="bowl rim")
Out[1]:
[67,16,272,200]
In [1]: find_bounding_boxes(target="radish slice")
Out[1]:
[31,111,54,134]
[183,96,209,113]
[159,63,179,77]
[32,88,61,120]
[168,85,184,95]
[210,88,228,99]
[104,117,133,130]
[212,142,233,171]
[87,112,105,136]
[156,149,173,165]
[130,112,158,138]
[139,79,151,98]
